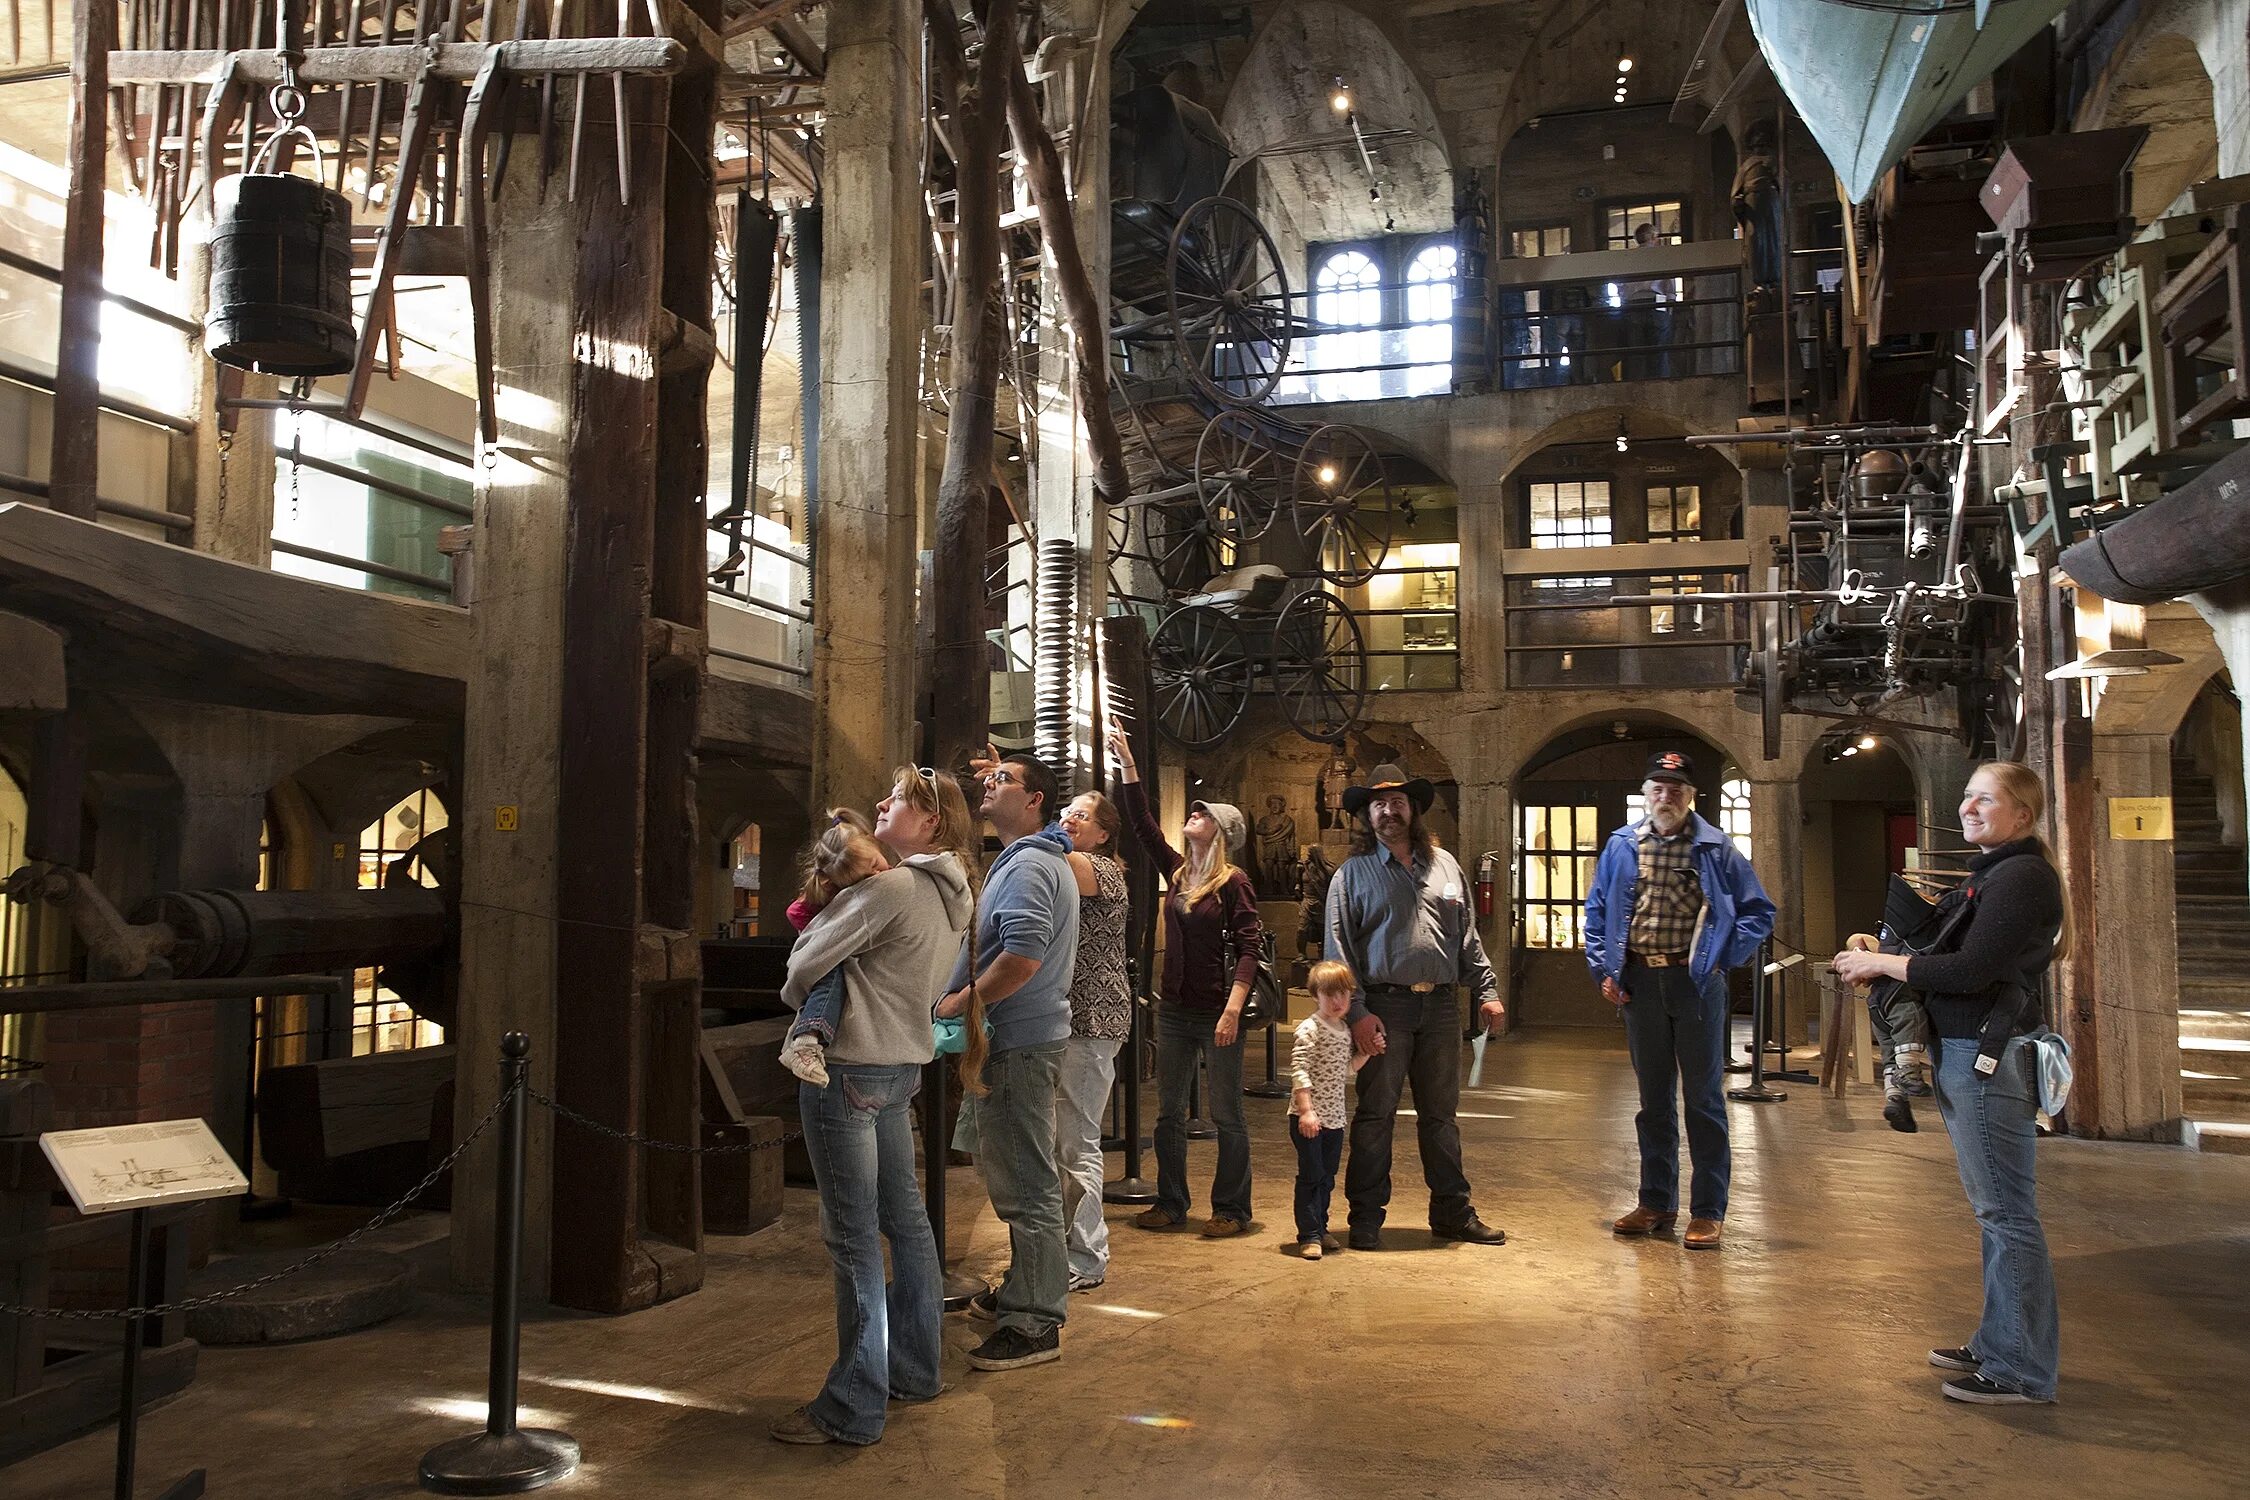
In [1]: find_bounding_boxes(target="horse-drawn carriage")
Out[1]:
[1102,85,1413,751]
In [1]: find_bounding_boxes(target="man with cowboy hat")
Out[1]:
[1583,748,1774,1251]
[1324,762,1509,1250]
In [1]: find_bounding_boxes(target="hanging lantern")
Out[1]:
[205,65,356,378]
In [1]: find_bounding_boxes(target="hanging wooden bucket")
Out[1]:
[205,171,357,377]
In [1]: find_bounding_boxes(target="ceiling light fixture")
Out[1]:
[1616,417,1630,453]
[1618,57,1634,72]
[1857,734,1878,751]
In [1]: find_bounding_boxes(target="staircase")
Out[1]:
[2173,758,2250,1154]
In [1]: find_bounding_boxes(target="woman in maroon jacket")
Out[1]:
[1106,720,1264,1236]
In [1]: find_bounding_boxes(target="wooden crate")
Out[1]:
[2155,206,2248,447]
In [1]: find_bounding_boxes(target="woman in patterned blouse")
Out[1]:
[1056,790,1132,1291]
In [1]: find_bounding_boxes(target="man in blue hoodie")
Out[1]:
[1583,750,1774,1252]
[938,751,1078,1371]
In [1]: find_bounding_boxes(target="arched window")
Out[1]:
[1312,248,1382,401]
[1720,777,1753,859]
[1404,242,1456,395]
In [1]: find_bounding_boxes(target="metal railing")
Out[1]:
[1504,568,1749,689]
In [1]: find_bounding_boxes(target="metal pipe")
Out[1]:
[269,537,453,593]
[707,643,810,678]
[284,446,473,515]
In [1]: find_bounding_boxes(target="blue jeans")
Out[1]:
[797,1064,944,1443]
[1288,1119,1343,1242]
[1154,1004,1252,1223]
[787,966,846,1045]
[978,1041,1069,1337]
[1620,963,1731,1221]
[1934,1035,2060,1399]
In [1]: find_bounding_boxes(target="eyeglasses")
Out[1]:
[985,769,1022,789]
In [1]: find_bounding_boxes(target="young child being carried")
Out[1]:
[1289,959,1372,1260]
[778,810,893,1088]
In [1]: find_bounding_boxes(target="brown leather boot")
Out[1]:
[1612,1205,1677,1236]
[1684,1217,1724,1250]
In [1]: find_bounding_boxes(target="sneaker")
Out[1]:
[1942,1372,2049,1405]
[966,1326,1060,1371]
[781,1035,830,1088]
[1200,1216,1246,1239]
[1883,1067,1919,1134]
[769,1404,838,1444]
[1297,1238,1323,1260]
[1347,1225,1382,1251]
[1067,1271,1106,1294]
[1928,1347,1980,1373]
[1132,1207,1184,1231]
[965,1285,998,1321]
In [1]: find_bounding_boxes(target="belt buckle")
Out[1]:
[1409,982,1436,994]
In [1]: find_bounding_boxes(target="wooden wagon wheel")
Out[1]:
[1292,424,1396,586]
[1149,604,1252,750]
[1749,565,1787,763]
[1165,196,1296,407]
[1104,501,1133,563]
[1193,410,1288,546]
[1145,495,1232,594]
[1272,589,1369,745]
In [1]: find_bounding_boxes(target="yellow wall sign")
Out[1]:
[2109,798,2173,840]
[495,805,520,832]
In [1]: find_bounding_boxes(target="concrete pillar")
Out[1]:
[1749,776,1808,1040]
[2192,584,2250,906]
[2083,731,2186,1140]
[450,168,577,1297]
[812,0,925,811]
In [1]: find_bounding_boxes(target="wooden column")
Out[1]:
[48,0,112,520]
[812,0,926,808]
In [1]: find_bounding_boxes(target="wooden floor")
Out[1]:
[8,1029,2250,1499]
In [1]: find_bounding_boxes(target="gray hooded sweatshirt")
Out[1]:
[779,851,975,1067]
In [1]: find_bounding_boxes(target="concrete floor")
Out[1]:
[10,1030,2250,1499]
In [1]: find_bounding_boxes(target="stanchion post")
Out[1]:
[419,1033,580,1495]
[1729,940,1787,1104]
[924,1052,983,1310]
[112,1207,204,1500]
[1104,983,1155,1204]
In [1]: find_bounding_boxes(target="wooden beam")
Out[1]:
[1003,50,1128,504]
[926,0,1016,774]
[0,502,468,719]
[48,0,110,521]
[105,37,686,84]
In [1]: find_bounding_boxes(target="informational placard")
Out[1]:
[2109,797,2174,841]
[39,1118,248,1216]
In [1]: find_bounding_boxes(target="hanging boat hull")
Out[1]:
[2057,445,2250,604]
[1746,0,2071,203]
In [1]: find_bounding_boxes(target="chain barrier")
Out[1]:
[0,1079,520,1324]
[527,1088,803,1155]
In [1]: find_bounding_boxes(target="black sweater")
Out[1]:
[1119,780,1263,1011]
[1905,839,2062,1039]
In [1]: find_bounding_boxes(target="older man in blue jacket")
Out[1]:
[1583,750,1775,1251]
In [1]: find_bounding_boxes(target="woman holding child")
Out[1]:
[1107,720,1264,1238]
[1832,761,2068,1407]
[769,767,979,1446]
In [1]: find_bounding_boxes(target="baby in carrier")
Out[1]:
[779,810,893,1088]
[1852,873,2039,1133]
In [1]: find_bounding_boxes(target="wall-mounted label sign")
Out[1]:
[495,805,520,832]
[2109,798,2173,840]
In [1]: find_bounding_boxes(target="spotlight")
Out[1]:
[1618,57,1634,72]
[1332,91,1352,114]
[1857,734,1877,751]
[1615,418,1630,453]
[1839,745,1859,758]
[1317,463,1338,486]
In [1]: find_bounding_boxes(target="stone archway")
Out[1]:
[2083,27,2220,221]
[1506,712,1729,1026]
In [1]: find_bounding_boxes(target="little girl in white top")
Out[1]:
[1290,960,1370,1259]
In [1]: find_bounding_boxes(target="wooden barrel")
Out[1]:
[204,172,357,377]
[2057,445,2250,603]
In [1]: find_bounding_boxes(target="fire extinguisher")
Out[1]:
[1475,851,1502,919]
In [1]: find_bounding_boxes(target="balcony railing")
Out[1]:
[1493,240,1747,391]
[1505,568,1748,688]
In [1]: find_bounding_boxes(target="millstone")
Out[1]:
[184,1246,415,1346]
